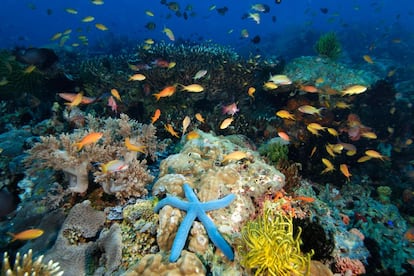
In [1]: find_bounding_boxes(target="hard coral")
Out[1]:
[2,249,63,276]
[25,114,156,201]
[239,201,313,276]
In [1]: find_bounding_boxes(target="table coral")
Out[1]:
[25,114,156,201]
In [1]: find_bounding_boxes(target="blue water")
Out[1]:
[1,0,413,59]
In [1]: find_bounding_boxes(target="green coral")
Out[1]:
[238,202,313,276]
[314,32,341,60]
[259,140,289,165]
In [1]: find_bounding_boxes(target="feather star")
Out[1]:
[154,183,236,262]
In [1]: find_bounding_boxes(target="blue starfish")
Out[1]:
[154,183,236,262]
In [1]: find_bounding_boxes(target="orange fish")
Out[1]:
[65,92,83,109]
[195,113,205,123]
[74,132,103,150]
[58,92,95,104]
[151,109,161,124]
[278,131,290,142]
[8,229,44,242]
[125,137,146,153]
[340,164,352,181]
[247,87,256,98]
[219,117,234,129]
[293,196,315,203]
[164,124,179,138]
[363,55,374,64]
[153,85,176,101]
[110,88,122,101]
[128,73,146,81]
[186,130,200,140]
[299,85,318,93]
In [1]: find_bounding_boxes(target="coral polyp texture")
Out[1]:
[238,201,313,276]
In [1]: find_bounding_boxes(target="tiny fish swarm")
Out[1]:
[238,202,313,276]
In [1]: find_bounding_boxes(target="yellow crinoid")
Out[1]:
[239,201,313,276]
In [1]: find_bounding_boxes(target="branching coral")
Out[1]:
[2,249,63,276]
[25,113,156,201]
[314,32,341,60]
[238,201,313,276]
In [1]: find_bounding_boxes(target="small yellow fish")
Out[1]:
[315,77,324,84]
[310,146,317,158]
[65,92,83,109]
[50,32,62,41]
[240,29,249,38]
[110,88,122,101]
[24,64,36,74]
[82,16,95,22]
[91,0,104,5]
[100,160,128,173]
[248,12,261,24]
[361,131,377,139]
[95,23,108,31]
[164,124,179,138]
[65,8,78,14]
[363,55,374,64]
[307,123,326,136]
[335,101,351,109]
[128,73,146,81]
[220,117,234,129]
[365,150,388,160]
[341,85,367,96]
[74,132,103,150]
[276,110,295,120]
[247,87,256,98]
[178,84,204,93]
[327,128,339,136]
[162,26,175,41]
[167,61,176,69]
[195,113,205,123]
[340,164,352,181]
[263,81,278,90]
[63,29,72,35]
[144,38,154,44]
[125,137,146,153]
[357,156,372,163]
[321,158,335,174]
[298,105,324,116]
[145,10,154,16]
[8,229,44,242]
[222,151,248,164]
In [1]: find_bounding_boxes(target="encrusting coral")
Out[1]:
[238,201,313,276]
[2,249,63,276]
[25,113,157,201]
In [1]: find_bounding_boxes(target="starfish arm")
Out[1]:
[169,210,197,262]
[201,194,236,211]
[154,196,189,213]
[182,183,200,203]
[198,211,234,261]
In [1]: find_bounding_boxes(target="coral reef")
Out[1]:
[154,183,235,262]
[258,137,289,165]
[238,201,313,276]
[25,114,157,201]
[151,131,284,272]
[2,249,63,276]
[314,32,341,60]
[125,250,206,276]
